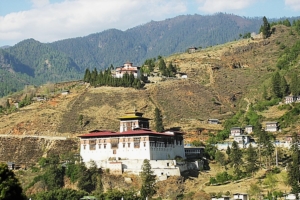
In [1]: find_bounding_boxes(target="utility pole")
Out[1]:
[275,144,278,167]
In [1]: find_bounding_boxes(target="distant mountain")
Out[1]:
[50,13,264,69]
[0,13,299,97]
[0,45,11,49]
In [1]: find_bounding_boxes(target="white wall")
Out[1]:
[80,139,185,163]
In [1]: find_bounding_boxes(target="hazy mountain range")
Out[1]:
[0,13,299,97]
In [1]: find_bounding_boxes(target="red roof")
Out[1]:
[77,129,184,138]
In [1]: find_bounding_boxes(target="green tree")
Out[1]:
[42,156,65,190]
[83,68,91,82]
[260,16,271,38]
[245,143,258,175]
[215,171,231,184]
[158,58,167,76]
[154,107,164,132]
[287,132,300,194]
[226,146,231,156]
[290,73,300,96]
[204,143,217,160]
[264,173,278,194]
[271,72,282,98]
[140,159,156,199]
[215,150,226,166]
[0,163,27,200]
[248,183,262,200]
[280,75,289,97]
[283,19,291,27]
[230,141,243,177]
[77,161,101,193]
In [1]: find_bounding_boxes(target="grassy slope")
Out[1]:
[1,25,300,137]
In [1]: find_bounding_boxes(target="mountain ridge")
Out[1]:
[0,13,299,97]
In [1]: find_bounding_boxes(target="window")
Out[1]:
[134,137,140,148]
[90,144,96,150]
[104,144,107,149]
[123,143,125,148]
[83,145,86,150]
[113,150,116,154]
[143,142,146,147]
[167,163,169,167]
[128,143,131,148]
[98,144,101,149]
[111,138,119,149]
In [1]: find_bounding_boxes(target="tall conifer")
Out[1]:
[154,107,164,132]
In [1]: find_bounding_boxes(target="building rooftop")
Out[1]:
[78,128,184,138]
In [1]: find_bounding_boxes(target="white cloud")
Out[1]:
[195,0,256,14]
[30,0,50,8]
[0,0,187,46]
[285,0,300,11]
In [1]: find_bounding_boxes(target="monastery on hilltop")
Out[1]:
[78,110,199,178]
[114,61,141,78]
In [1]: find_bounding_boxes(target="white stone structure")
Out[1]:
[244,125,253,134]
[115,61,140,78]
[233,193,248,200]
[265,122,279,132]
[78,110,187,176]
[230,127,243,137]
[233,135,250,146]
[284,95,300,104]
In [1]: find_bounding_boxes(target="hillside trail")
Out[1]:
[244,97,251,112]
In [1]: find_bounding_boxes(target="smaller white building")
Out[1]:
[284,95,300,104]
[285,193,300,200]
[230,127,243,137]
[115,61,140,78]
[233,135,250,146]
[265,122,279,132]
[208,119,219,124]
[233,193,248,200]
[244,125,253,134]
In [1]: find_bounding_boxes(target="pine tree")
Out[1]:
[271,72,282,98]
[140,159,156,199]
[83,68,91,83]
[154,107,164,132]
[215,150,226,166]
[290,73,300,96]
[287,133,300,194]
[245,143,258,175]
[280,75,289,97]
[230,141,243,177]
[158,58,167,75]
[260,16,271,38]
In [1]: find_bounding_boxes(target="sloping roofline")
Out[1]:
[78,128,184,138]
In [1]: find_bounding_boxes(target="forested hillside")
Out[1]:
[0,13,299,97]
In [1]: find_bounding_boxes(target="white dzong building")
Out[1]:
[78,110,190,177]
[115,61,141,78]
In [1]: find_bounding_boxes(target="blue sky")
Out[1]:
[0,0,300,46]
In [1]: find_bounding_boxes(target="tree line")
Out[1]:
[83,68,143,89]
